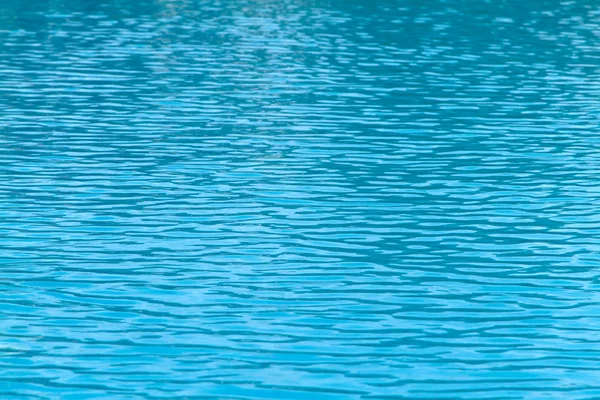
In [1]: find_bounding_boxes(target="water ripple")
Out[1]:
[2,0,600,398]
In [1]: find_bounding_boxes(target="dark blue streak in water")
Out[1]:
[1,0,600,398]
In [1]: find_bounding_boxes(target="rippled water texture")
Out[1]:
[2,0,600,398]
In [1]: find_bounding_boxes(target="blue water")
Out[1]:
[2,0,600,398]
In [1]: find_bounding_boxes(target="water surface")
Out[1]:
[2,0,600,398]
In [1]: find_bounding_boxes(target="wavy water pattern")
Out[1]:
[2,0,600,398]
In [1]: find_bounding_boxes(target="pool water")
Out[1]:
[2,0,600,398]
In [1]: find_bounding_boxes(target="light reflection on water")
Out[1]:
[2,0,600,398]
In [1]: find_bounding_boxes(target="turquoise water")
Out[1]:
[2,0,600,398]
